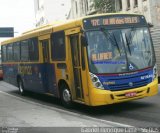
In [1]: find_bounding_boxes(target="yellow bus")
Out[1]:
[1,13,158,107]
[0,51,3,79]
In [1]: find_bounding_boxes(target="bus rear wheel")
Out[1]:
[18,78,25,95]
[60,84,72,108]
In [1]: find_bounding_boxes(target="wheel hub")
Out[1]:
[63,89,71,102]
[19,82,23,93]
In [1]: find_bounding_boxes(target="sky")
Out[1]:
[0,0,35,41]
[42,0,71,21]
[0,0,71,42]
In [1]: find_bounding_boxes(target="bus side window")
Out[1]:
[51,31,66,61]
[13,42,20,62]
[21,40,29,62]
[7,44,13,62]
[2,45,7,62]
[28,37,39,61]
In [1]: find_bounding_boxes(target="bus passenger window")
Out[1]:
[51,31,66,61]
[28,38,39,61]
[21,40,29,62]
[2,46,7,62]
[7,44,13,61]
[13,42,20,61]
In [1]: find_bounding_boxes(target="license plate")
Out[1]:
[125,92,137,97]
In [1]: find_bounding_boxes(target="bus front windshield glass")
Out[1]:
[86,27,155,74]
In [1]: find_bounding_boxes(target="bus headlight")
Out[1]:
[90,72,104,89]
[153,64,158,81]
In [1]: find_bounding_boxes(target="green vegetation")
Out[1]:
[92,0,115,13]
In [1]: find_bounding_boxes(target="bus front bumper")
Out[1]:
[89,79,158,106]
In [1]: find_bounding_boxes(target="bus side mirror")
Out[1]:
[81,35,88,47]
[148,23,153,28]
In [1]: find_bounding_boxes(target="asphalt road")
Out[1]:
[0,80,159,128]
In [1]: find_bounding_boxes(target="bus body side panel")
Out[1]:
[20,63,44,93]
[43,63,58,96]
[2,64,18,86]
[2,63,58,96]
[20,63,58,95]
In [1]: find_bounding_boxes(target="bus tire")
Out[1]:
[60,84,72,108]
[18,78,25,95]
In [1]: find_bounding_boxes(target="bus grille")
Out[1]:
[108,79,150,91]
[98,69,153,91]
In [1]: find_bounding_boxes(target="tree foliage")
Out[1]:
[92,0,115,13]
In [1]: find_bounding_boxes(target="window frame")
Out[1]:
[28,37,39,62]
[134,0,138,8]
[20,40,29,62]
[1,45,7,62]
[51,31,66,61]
[126,0,131,10]
[13,42,21,62]
[7,43,13,62]
[117,0,122,11]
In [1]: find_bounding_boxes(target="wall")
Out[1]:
[149,0,160,26]
[115,0,152,24]
[34,0,71,27]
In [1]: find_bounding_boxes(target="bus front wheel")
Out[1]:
[18,78,25,95]
[60,84,72,108]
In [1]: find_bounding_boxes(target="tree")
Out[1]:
[92,0,116,13]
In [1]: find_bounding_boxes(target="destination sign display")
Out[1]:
[83,15,147,29]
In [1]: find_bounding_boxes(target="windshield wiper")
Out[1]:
[127,28,136,46]
[112,33,121,56]
[100,28,121,56]
[125,33,131,55]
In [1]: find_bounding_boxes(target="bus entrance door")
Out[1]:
[69,34,84,101]
[66,28,89,104]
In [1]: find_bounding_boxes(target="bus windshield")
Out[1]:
[86,27,156,74]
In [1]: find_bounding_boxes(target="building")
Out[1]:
[34,0,71,27]
[34,0,94,24]
[115,0,160,26]
[68,0,95,19]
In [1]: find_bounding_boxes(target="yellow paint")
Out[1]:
[88,78,158,106]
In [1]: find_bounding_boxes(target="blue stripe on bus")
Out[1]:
[97,68,153,91]
[2,63,59,97]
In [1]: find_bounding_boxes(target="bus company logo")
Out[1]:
[18,66,32,75]
[141,74,153,80]
[103,81,115,85]
[129,64,134,70]
[129,82,133,87]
